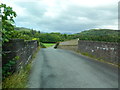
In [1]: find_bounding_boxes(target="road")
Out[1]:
[27,48,118,88]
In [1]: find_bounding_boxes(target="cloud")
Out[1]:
[1,0,119,33]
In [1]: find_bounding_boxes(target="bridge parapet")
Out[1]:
[78,40,119,65]
[2,39,39,79]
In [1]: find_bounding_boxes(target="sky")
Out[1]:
[1,0,119,33]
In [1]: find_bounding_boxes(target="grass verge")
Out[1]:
[2,46,40,88]
[77,51,119,68]
[43,43,55,48]
[39,42,46,48]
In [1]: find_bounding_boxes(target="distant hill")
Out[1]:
[69,29,120,42]
[80,29,118,35]
[14,27,120,42]
[14,27,33,31]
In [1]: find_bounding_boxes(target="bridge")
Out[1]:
[27,43,118,88]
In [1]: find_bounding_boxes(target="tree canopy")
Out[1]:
[0,3,17,43]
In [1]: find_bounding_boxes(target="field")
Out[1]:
[43,43,56,48]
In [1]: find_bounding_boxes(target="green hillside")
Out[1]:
[14,27,120,42]
[13,27,68,43]
[68,29,120,42]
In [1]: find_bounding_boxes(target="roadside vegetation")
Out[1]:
[2,63,31,88]
[2,46,40,88]
[78,52,119,67]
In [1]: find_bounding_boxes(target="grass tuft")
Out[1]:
[2,63,31,88]
[2,46,40,88]
[78,51,119,67]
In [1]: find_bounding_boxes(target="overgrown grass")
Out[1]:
[43,43,55,48]
[2,47,40,88]
[39,42,46,48]
[2,64,31,88]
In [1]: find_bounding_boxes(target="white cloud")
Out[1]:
[1,0,119,33]
[69,0,119,7]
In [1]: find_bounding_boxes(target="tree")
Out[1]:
[0,3,17,43]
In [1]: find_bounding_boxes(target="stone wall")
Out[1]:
[78,40,119,64]
[2,39,39,74]
[57,40,119,64]
[57,45,78,52]
[57,39,78,51]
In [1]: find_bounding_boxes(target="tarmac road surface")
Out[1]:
[27,48,118,88]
